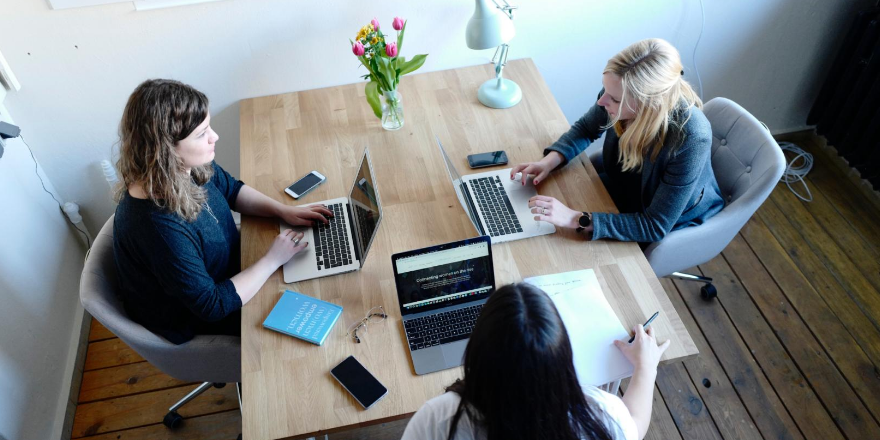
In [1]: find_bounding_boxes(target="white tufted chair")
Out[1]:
[642,98,785,298]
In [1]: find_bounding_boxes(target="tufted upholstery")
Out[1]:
[643,98,785,276]
[80,215,241,383]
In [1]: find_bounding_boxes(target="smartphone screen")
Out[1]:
[330,356,388,409]
[467,151,508,168]
[287,172,323,196]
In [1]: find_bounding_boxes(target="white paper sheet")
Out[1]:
[524,269,634,386]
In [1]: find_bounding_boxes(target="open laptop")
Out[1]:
[281,148,382,283]
[436,138,555,244]
[391,236,495,375]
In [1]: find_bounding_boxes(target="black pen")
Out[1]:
[628,311,660,343]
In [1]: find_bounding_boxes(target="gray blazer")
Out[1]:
[545,97,724,243]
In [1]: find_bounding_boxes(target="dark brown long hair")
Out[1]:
[445,283,614,440]
[115,79,213,221]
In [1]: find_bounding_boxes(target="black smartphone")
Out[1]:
[330,356,388,409]
[467,150,508,169]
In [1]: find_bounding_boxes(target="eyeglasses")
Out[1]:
[346,306,387,343]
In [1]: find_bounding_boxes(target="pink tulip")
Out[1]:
[352,41,365,56]
[385,42,398,58]
[392,17,404,31]
[371,18,380,31]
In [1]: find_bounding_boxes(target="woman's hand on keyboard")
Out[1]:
[528,195,581,230]
[510,151,563,186]
[278,204,333,226]
[266,229,309,267]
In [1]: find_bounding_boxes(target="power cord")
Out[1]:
[778,141,814,202]
[20,134,92,247]
[692,0,705,100]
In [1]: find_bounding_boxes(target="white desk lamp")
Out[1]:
[466,0,521,109]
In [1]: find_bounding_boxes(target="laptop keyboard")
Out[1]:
[313,203,352,270]
[404,303,483,351]
[471,176,523,237]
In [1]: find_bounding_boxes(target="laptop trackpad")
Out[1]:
[442,339,469,368]
[413,346,445,375]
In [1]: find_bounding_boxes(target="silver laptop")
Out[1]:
[281,148,382,283]
[391,236,495,375]
[436,138,555,243]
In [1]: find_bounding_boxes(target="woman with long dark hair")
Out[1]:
[401,283,669,440]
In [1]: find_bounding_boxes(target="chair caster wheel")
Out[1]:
[163,411,184,429]
[213,382,226,388]
[701,284,717,301]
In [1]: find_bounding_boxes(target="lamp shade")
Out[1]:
[466,0,515,50]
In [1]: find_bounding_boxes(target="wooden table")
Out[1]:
[239,58,698,440]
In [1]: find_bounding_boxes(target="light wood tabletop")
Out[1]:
[238,58,698,440]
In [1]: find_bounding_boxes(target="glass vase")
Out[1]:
[381,90,405,131]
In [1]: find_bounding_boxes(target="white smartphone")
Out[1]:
[284,171,326,199]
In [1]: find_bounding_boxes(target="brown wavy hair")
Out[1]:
[114,79,213,221]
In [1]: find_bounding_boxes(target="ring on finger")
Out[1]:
[293,237,301,245]
[542,207,547,215]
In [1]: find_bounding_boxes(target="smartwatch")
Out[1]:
[576,212,592,233]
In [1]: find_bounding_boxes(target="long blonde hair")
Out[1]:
[604,38,702,172]
[115,79,213,221]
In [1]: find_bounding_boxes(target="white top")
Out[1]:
[401,386,639,440]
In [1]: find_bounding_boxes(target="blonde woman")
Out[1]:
[113,79,331,344]
[512,39,723,243]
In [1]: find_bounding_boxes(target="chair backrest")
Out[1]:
[708,98,785,208]
[644,98,785,277]
[79,216,240,383]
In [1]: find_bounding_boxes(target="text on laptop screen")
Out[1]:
[394,241,493,313]
[349,152,381,264]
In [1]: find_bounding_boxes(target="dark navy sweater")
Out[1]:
[113,163,244,344]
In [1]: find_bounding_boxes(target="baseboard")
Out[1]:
[769,125,816,136]
[55,305,91,440]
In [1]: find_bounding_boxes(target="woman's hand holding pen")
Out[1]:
[614,325,670,373]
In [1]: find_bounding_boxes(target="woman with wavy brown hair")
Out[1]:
[113,79,329,344]
[512,38,723,244]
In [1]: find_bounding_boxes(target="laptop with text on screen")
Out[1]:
[436,137,555,244]
[281,148,382,283]
[392,236,495,375]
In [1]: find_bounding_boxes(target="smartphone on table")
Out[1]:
[330,355,388,409]
[284,171,326,199]
[467,150,508,169]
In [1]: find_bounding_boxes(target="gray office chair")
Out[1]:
[79,215,242,430]
[591,98,785,299]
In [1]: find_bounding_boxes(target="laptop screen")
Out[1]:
[435,137,483,235]
[392,236,495,316]
[348,149,382,266]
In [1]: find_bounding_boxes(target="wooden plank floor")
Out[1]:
[72,130,880,440]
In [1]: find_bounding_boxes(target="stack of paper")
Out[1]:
[524,269,634,387]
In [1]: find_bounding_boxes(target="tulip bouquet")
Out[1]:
[351,16,427,130]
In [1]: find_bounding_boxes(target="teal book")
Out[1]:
[262,290,343,345]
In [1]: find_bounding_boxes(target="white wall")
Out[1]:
[0,103,88,440]
[0,0,873,236]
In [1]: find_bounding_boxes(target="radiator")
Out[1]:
[809,8,880,189]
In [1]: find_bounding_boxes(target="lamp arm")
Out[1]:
[495,44,510,81]
[491,0,517,19]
